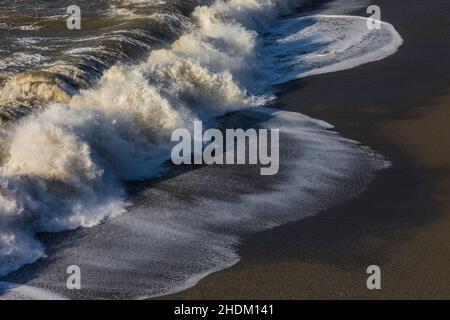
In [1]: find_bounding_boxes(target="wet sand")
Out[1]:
[164,0,450,299]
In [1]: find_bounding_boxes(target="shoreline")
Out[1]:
[0,0,399,299]
[163,0,450,299]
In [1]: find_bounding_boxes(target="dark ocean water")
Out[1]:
[0,0,200,113]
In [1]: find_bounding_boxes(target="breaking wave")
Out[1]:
[0,0,402,283]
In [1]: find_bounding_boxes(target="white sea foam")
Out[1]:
[0,0,402,290]
[0,107,390,299]
[265,14,403,83]
[0,53,49,71]
[14,25,42,31]
[0,282,67,300]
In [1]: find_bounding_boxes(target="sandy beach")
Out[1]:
[164,0,450,299]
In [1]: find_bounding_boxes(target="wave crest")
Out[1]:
[0,72,74,122]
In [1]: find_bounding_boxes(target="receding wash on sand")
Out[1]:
[0,0,414,300]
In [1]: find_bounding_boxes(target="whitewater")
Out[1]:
[0,0,402,299]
